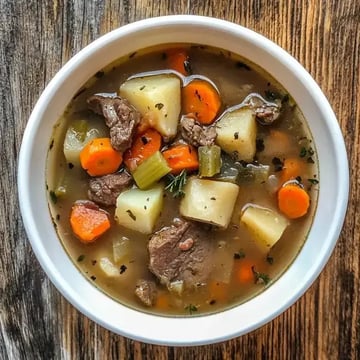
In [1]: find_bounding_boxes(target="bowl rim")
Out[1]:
[18,15,349,346]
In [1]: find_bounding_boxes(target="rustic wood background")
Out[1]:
[1,0,359,359]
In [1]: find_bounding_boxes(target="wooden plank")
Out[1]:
[0,0,359,358]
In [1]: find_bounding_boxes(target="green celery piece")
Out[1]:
[132,151,171,189]
[198,145,221,177]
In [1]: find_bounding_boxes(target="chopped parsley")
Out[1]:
[90,275,96,281]
[234,250,246,259]
[139,85,145,91]
[308,178,319,185]
[49,190,57,204]
[185,304,198,315]
[165,169,187,198]
[120,264,127,274]
[77,254,85,262]
[155,103,164,110]
[126,209,136,221]
[272,157,284,172]
[252,267,271,285]
[184,60,192,74]
[266,255,274,265]
[234,132,239,140]
[299,147,307,157]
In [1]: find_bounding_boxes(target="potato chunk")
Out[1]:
[215,107,256,161]
[240,204,289,251]
[180,177,239,228]
[119,75,181,138]
[115,184,164,234]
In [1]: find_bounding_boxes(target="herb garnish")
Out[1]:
[120,264,127,274]
[234,250,246,259]
[49,190,58,204]
[266,255,274,265]
[234,132,239,140]
[252,266,271,285]
[185,304,198,315]
[308,178,319,185]
[126,209,136,221]
[165,169,187,198]
[77,254,85,262]
[155,103,164,110]
[272,157,284,172]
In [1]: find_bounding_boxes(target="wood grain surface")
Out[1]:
[0,0,359,359]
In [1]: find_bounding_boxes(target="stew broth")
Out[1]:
[47,45,318,316]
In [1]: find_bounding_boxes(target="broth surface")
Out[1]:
[47,45,318,316]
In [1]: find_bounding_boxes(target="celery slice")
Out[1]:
[198,145,221,177]
[132,151,171,189]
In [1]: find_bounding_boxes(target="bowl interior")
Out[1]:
[18,15,349,345]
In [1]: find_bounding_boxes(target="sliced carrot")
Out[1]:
[166,48,191,76]
[233,259,254,284]
[208,280,229,302]
[278,184,310,219]
[269,129,291,148]
[155,292,170,310]
[182,79,221,125]
[70,201,110,243]
[280,158,306,184]
[80,137,123,176]
[123,128,162,171]
[162,144,199,174]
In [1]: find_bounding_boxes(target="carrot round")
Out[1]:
[70,201,110,243]
[162,144,199,174]
[80,137,123,176]
[123,128,162,171]
[166,48,191,76]
[182,79,221,125]
[233,259,254,284]
[280,158,306,184]
[278,184,310,219]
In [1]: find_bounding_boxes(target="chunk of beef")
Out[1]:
[243,93,281,124]
[87,94,141,152]
[88,172,133,206]
[135,279,157,307]
[148,219,214,288]
[180,116,217,147]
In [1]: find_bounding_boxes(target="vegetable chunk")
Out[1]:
[70,201,110,243]
[215,107,257,161]
[63,120,107,166]
[115,184,164,234]
[180,178,239,228]
[240,204,289,251]
[119,74,181,138]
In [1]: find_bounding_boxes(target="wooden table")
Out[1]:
[1,1,359,358]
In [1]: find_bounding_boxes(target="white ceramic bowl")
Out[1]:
[18,15,349,345]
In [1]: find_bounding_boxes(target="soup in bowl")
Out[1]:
[18,15,348,345]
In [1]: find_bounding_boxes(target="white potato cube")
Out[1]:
[119,74,181,138]
[115,184,164,234]
[180,178,239,228]
[240,204,289,251]
[215,107,257,161]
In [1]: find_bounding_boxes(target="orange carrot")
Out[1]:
[280,158,306,184]
[166,48,191,76]
[80,137,123,176]
[155,292,170,310]
[208,280,229,302]
[123,128,162,171]
[162,144,199,174]
[182,79,221,125]
[277,183,310,219]
[70,201,110,243]
[233,259,254,284]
